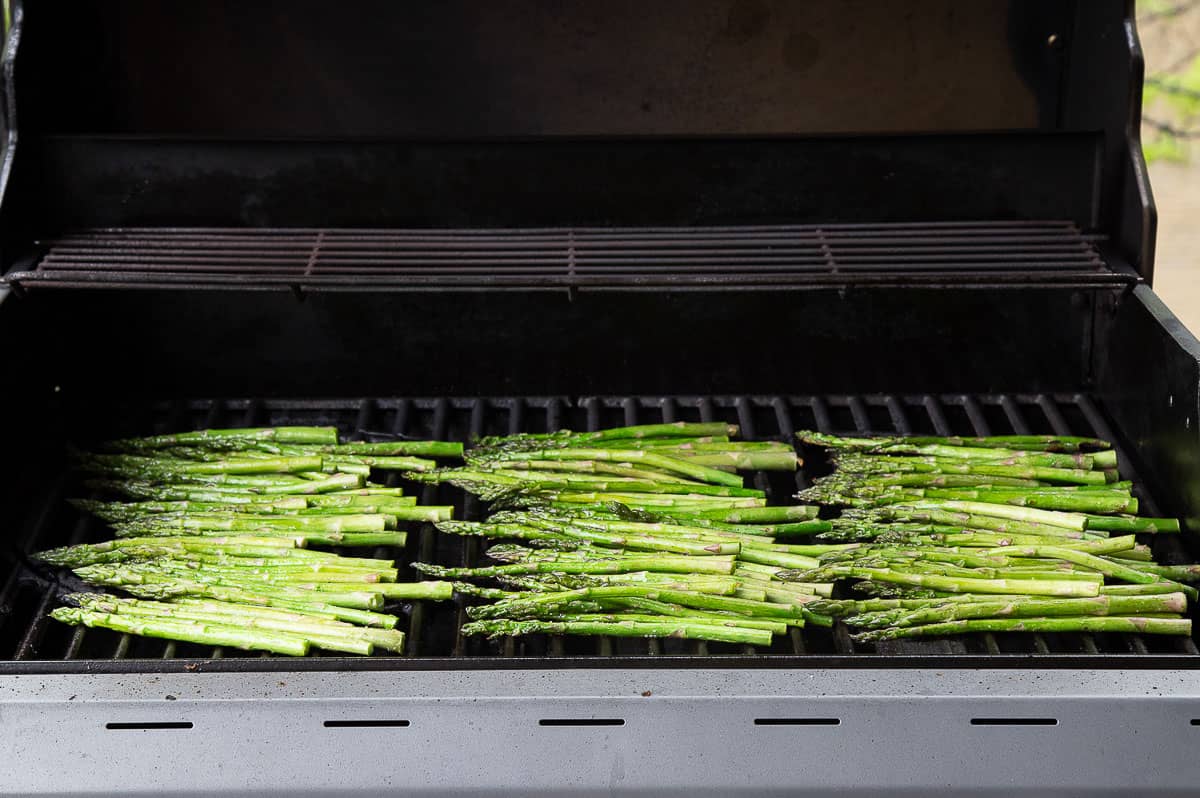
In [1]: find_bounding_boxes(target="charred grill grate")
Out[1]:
[3,222,1122,292]
[1,393,1196,669]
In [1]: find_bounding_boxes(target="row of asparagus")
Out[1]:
[408,422,840,645]
[788,432,1194,641]
[40,426,460,655]
[41,421,1197,652]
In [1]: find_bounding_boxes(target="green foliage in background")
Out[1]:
[1140,1,1200,162]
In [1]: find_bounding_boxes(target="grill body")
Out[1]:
[2,0,1199,794]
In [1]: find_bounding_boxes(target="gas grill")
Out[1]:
[3,1,1200,795]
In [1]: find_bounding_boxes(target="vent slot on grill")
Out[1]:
[105,721,193,730]
[4,221,1123,292]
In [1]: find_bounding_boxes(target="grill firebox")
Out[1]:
[4,393,1196,672]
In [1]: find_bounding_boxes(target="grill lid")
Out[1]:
[0,0,1156,280]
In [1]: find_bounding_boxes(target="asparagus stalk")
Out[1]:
[688,505,818,523]
[1100,583,1189,596]
[546,612,787,634]
[72,594,402,654]
[1100,559,1200,582]
[851,506,1096,539]
[477,422,740,449]
[107,426,339,451]
[641,440,793,453]
[780,565,1101,597]
[427,468,761,498]
[462,618,772,646]
[113,512,396,533]
[852,616,1190,642]
[51,606,313,655]
[899,487,1136,515]
[831,454,1110,485]
[865,443,1100,468]
[287,440,463,458]
[109,525,407,548]
[798,431,1112,453]
[538,491,765,509]
[496,458,698,484]
[413,555,736,578]
[899,500,1089,531]
[261,444,438,472]
[1081,514,1181,534]
[970,543,1194,598]
[72,564,388,609]
[81,454,327,476]
[475,448,746,488]
[666,451,799,471]
[516,571,742,595]
[466,585,805,621]
[810,473,1043,490]
[843,593,1187,629]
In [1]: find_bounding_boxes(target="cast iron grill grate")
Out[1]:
[1,393,1195,669]
[3,222,1122,292]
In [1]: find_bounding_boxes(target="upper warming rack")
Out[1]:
[4,221,1121,292]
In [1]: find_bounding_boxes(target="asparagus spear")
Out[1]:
[80,454,327,476]
[831,455,1110,486]
[798,431,1111,453]
[527,612,788,635]
[413,555,736,578]
[780,565,1101,597]
[495,458,698,484]
[843,593,1187,628]
[848,506,1096,539]
[878,487,1136,515]
[72,564,388,609]
[1081,514,1181,534]
[688,505,818,523]
[664,451,799,471]
[473,447,745,488]
[71,594,404,653]
[51,606,313,655]
[258,444,438,472]
[466,585,805,621]
[476,422,740,450]
[462,618,772,646]
[107,426,339,451]
[852,616,1190,642]
[282,440,463,458]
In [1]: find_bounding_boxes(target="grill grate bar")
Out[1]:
[7,222,1122,292]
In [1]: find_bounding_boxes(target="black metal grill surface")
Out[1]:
[4,222,1122,292]
[2,393,1196,670]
